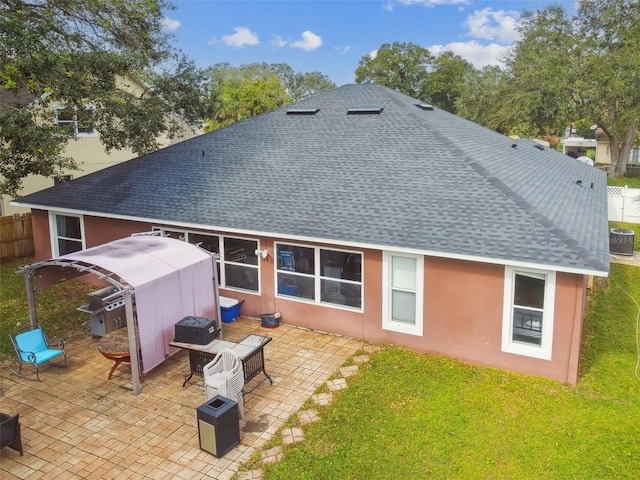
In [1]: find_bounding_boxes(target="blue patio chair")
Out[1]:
[9,324,66,381]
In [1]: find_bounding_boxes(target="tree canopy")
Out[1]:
[355,42,434,101]
[355,42,473,114]
[504,0,640,176]
[204,62,335,132]
[0,0,210,197]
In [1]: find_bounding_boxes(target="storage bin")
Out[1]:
[219,296,240,323]
[174,316,219,344]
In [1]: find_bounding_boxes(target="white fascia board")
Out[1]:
[15,202,609,278]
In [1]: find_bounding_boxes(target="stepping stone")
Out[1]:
[237,470,264,480]
[261,446,283,464]
[297,409,320,425]
[326,378,347,391]
[311,393,333,406]
[281,427,304,445]
[339,365,358,377]
[352,354,370,363]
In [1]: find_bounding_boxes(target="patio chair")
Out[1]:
[9,324,66,381]
[0,413,24,456]
[203,349,245,418]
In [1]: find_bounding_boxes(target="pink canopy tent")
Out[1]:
[19,234,219,395]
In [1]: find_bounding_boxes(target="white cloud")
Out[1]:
[161,17,181,31]
[271,35,287,48]
[289,31,323,51]
[386,0,469,11]
[464,8,521,44]
[429,41,510,68]
[218,27,260,47]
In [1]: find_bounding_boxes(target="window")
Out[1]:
[275,243,362,309]
[502,267,556,360]
[54,106,96,136]
[152,228,259,293]
[50,213,84,256]
[54,175,72,186]
[382,252,424,336]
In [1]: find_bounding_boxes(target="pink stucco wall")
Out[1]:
[30,211,588,385]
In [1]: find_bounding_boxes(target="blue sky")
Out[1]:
[163,0,575,86]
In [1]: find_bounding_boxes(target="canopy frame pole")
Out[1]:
[124,287,142,395]
[23,266,38,327]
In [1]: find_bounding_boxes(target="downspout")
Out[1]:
[566,275,586,386]
[124,287,142,395]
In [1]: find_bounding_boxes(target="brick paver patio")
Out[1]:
[0,317,363,479]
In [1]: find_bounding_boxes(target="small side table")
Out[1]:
[98,327,141,380]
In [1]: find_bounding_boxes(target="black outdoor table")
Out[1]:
[169,334,273,391]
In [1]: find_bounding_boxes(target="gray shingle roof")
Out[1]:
[16,84,610,274]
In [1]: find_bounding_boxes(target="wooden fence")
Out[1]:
[0,213,35,262]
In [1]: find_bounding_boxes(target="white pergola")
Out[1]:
[19,234,220,395]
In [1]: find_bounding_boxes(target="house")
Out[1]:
[13,84,610,386]
[0,76,199,216]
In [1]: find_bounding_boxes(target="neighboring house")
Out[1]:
[561,136,597,160]
[13,84,610,386]
[595,140,640,166]
[0,76,198,216]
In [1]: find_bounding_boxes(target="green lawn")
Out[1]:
[608,176,640,188]
[0,257,94,359]
[248,266,640,479]
[2,245,639,479]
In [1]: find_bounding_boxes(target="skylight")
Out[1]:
[286,108,320,115]
[347,108,383,115]
[415,104,434,111]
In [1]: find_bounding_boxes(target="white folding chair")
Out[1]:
[203,349,245,418]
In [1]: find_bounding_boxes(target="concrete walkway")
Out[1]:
[0,317,364,479]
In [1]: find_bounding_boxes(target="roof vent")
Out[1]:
[287,108,320,115]
[347,108,383,115]
[533,144,545,151]
[415,103,434,111]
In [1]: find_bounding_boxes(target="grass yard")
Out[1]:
[608,176,640,188]
[0,257,94,359]
[249,265,640,479]
[2,242,639,479]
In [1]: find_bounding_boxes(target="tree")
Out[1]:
[285,71,336,102]
[426,52,474,114]
[506,0,640,177]
[355,42,434,99]
[455,66,515,135]
[204,63,291,132]
[203,63,335,131]
[0,0,209,197]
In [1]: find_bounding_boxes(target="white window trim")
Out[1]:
[49,211,86,257]
[501,266,556,360]
[382,251,424,337]
[274,242,364,312]
[53,105,98,137]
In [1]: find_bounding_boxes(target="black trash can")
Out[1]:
[196,395,240,457]
[610,228,635,256]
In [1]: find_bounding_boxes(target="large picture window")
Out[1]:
[275,243,362,309]
[502,267,555,360]
[152,228,259,293]
[50,213,84,256]
[382,252,424,336]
